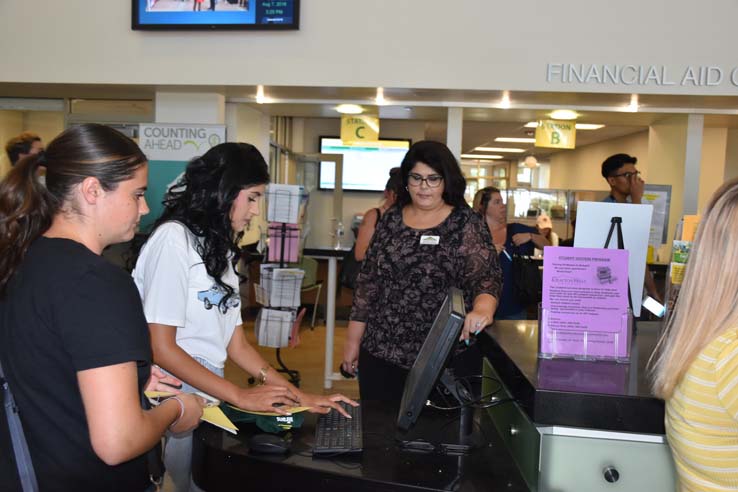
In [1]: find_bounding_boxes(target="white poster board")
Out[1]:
[574,202,653,316]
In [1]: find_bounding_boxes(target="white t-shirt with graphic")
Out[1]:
[133,221,242,368]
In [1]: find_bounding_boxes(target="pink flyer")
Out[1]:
[540,247,630,359]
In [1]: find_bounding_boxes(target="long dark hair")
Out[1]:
[0,123,147,296]
[149,142,270,309]
[395,140,468,208]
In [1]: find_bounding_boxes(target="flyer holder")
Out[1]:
[538,304,633,363]
[537,217,634,363]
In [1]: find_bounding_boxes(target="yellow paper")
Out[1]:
[682,215,700,242]
[670,262,686,285]
[144,391,238,434]
[202,406,238,435]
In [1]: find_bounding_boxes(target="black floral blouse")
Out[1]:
[350,205,502,369]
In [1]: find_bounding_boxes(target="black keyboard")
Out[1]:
[313,402,362,455]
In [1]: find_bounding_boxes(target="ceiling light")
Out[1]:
[335,104,364,114]
[575,123,605,130]
[523,155,539,168]
[460,154,503,160]
[255,85,269,104]
[375,87,386,105]
[524,121,605,130]
[499,91,511,109]
[626,94,639,112]
[495,137,536,143]
[474,146,525,153]
[549,109,578,120]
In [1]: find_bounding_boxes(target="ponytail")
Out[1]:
[0,153,55,296]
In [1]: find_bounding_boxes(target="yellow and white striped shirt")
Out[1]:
[667,329,738,491]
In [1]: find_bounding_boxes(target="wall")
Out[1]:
[548,131,649,191]
[300,118,428,248]
[3,1,738,95]
[698,128,728,212]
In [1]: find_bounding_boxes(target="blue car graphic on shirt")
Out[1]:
[197,285,240,314]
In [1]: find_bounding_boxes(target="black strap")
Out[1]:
[141,391,165,488]
[1,361,39,492]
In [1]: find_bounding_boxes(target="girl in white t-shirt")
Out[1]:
[134,142,356,492]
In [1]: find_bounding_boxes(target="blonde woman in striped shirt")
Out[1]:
[651,178,738,491]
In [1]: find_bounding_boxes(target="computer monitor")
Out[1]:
[396,287,466,432]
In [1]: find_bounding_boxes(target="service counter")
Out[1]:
[191,400,529,491]
[191,320,676,492]
[477,320,676,491]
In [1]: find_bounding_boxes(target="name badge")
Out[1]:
[420,235,440,245]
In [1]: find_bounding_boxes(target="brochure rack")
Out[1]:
[538,305,633,363]
[253,185,308,387]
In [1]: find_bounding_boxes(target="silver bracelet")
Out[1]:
[167,396,185,430]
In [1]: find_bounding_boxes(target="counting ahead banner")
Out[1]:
[138,123,226,230]
[139,124,225,161]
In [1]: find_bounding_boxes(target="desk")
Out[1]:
[478,320,675,491]
[192,400,530,491]
[303,247,350,389]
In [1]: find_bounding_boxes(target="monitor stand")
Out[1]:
[397,368,479,455]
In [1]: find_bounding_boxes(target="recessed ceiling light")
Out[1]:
[495,137,536,143]
[499,91,511,109]
[256,85,269,104]
[474,146,526,153]
[549,109,579,120]
[525,121,604,130]
[335,104,364,114]
[460,154,503,160]
[375,87,386,105]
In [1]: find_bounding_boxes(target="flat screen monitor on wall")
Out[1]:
[319,137,411,192]
[132,0,299,30]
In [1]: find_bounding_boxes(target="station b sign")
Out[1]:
[535,120,576,149]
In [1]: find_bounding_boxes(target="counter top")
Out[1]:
[477,320,665,434]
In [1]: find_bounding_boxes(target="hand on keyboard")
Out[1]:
[299,392,358,418]
[233,385,299,415]
[313,401,363,455]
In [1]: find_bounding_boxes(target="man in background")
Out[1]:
[601,152,662,304]
[601,153,644,204]
[5,132,43,166]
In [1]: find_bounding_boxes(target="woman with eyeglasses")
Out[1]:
[341,141,502,401]
[473,186,550,320]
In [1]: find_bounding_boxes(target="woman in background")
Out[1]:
[354,167,403,261]
[473,186,549,319]
[134,142,356,492]
[342,141,502,401]
[0,124,204,492]
[651,178,738,492]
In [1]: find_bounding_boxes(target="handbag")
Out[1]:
[511,252,542,307]
[1,361,39,492]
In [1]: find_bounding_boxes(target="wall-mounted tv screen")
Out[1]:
[132,0,299,30]
[319,137,411,192]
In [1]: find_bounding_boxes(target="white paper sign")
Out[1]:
[139,124,225,161]
[574,202,653,316]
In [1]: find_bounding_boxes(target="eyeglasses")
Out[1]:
[408,173,444,188]
[610,170,641,179]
